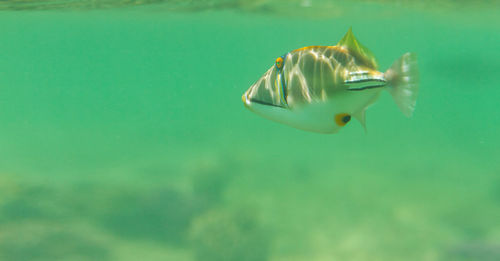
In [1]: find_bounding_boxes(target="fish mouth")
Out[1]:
[242,92,252,108]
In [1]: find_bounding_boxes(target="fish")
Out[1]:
[242,28,419,134]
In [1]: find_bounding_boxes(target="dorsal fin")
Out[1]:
[337,27,378,70]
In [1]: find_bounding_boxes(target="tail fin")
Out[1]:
[384,53,419,117]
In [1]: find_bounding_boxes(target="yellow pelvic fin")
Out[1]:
[337,27,378,70]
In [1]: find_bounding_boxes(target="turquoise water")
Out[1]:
[0,1,499,260]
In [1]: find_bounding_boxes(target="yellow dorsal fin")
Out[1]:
[337,27,378,70]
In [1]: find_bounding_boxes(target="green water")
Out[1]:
[0,1,499,260]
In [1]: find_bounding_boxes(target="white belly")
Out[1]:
[246,88,382,133]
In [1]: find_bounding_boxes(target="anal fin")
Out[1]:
[353,110,367,133]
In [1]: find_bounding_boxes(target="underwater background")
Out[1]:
[0,0,499,260]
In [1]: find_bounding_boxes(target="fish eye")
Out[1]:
[335,113,351,126]
[275,57,284,69]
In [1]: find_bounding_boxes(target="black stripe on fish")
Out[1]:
[345,79,386,84]
[249,98,286,108]
[347,85,386,91]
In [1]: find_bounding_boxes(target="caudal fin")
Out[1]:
[384,53,419,117]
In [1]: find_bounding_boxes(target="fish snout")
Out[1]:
[242,91,252,109]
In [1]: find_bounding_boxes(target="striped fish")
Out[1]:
[242,28,419,134]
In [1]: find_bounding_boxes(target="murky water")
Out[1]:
[0,1,499,260]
